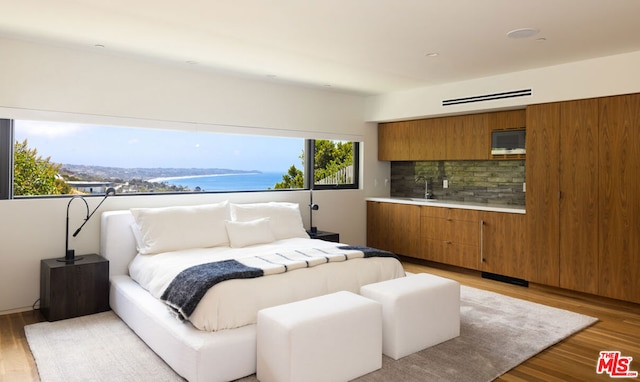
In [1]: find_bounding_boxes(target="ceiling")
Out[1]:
[2,0,640,95]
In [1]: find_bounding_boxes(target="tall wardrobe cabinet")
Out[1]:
[526,93,640,303]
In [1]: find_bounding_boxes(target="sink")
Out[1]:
[408,198,442,203]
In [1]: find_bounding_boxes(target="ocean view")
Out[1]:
[152,172,286,191]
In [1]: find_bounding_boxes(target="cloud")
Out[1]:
[16,120,88,138]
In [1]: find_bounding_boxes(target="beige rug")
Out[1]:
[26,286,597,382]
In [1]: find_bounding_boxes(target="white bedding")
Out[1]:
[129,237,406,331]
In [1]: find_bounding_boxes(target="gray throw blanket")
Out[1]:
[160,245,397,321]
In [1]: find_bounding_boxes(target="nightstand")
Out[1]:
[308,230,340,243]
[40,254,110,321]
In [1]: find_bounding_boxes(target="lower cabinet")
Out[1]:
[366,201,420,257]
[479,212,528,280]
[420,207,480,270]
[367,202,527,280]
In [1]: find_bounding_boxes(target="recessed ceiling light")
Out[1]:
[185,60,197,65]
[535,37,547,42]
[425,52,439,57]
[506,28,540,39]
[94,44,105,48]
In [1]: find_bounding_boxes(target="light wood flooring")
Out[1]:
[1,259,639,382]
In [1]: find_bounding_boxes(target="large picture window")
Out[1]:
[0,119,359,198]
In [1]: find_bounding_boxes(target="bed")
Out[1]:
[100,201,405,381]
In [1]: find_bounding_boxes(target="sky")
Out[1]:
[14,120,305,173]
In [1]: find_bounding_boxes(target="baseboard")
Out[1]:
[481,272,529,287]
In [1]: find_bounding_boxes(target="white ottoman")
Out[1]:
[360,273,460,360]
[256,291,382,382]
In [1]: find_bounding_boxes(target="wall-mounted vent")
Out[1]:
[442,89,532,106]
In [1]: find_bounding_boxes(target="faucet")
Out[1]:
[414,175,432,199]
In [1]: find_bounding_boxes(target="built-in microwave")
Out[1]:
[491,129,526,156]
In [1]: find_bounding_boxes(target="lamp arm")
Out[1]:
[72,188,116,237]
[65,196,89,258]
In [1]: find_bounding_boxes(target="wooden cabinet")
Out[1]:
[598,93,640,303]
[368,201,527,276]
[526,94,640,303]
[526,100,599,293]
[378,121,413,161]
[411,118,446,160]
[308,230,340,243]
[420,206,480,269]
[366,201,420,257]
[445,113,489,160]
[489,110,527,160]
[378,119,445,161]
[558,99,599,294]
[526,103,561,287]
[378,110,523,161]
[480,212,527,280]
[40,254,110,321]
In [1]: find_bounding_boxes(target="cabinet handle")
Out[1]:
[480,220,485,263]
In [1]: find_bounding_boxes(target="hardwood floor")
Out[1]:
[2,259,639,381]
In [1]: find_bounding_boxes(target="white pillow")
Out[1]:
[130,201,230,255]
[230,202,309,240]
[225,218,276,248]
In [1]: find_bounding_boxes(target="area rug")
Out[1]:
[25,311,184,382]
[25,286,597,382]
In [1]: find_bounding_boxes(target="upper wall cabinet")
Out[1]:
[445,113,489,160]
[378,110,525,161]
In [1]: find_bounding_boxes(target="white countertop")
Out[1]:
[366,197,526,214]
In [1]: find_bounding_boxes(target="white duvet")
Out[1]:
[129,237,405,331]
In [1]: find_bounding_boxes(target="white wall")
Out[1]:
[0,37,386,313]
[365,50,640,122]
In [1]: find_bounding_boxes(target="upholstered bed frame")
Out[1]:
[100,210,257,381]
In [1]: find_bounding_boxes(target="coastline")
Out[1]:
[148,172,260,183]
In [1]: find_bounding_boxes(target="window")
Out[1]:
[310,139,359,190]
[0,119,360,198]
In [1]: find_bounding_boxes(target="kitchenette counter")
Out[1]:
[366,197,526,214]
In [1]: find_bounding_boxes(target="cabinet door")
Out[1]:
[367,202,420,257]
[366,201,390,251]
[445,113,489,160]
[480,212,527,280]
[388,203,421,257]
[598,94,640,303]
[378,121,411,161]
[411,118,447,160]
[525,103,561,286]
[559,99,599,294]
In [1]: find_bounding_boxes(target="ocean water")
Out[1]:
[159,172,286,191]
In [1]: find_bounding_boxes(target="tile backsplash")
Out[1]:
[390,160,525,206]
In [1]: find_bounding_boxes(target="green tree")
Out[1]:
[274,140,353,188]
[274,164,304,189]
[313,140,353,183]
[13,139,71,196]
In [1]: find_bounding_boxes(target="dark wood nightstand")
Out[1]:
[308,230,340,243]
[40,254,110,321]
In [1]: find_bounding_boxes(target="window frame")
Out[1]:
[308,139,360,190]
[1,119,360,199]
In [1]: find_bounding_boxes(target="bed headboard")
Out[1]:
[100,210,137,278]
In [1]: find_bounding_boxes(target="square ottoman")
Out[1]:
[257,291,382,382]
[360,273,460,360]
